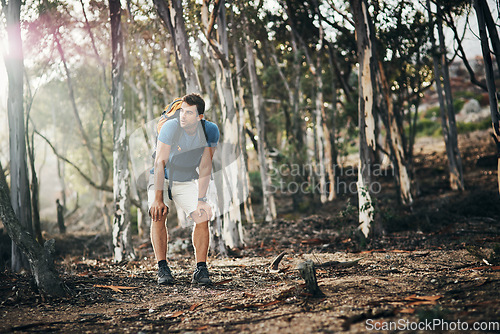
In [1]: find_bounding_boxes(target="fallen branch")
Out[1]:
[316,257,365,268]
[270,251,287,271]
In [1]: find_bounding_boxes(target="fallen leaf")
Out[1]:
[189,303,202,312]
[404,295,443,306]
[460,266,500,271]
[93,284,138,293]
[300,238,325,245]
[196,325,209,330]
[215,279,232,286]
[258,300,283,308]
[164,310,184,318]
[404,295,443,302]
[398,308,416,314]
[407,300,437,306]
[359,249,385,254]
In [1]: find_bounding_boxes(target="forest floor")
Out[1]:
[1,130,500,333]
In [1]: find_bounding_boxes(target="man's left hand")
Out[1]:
[195,200,212,221]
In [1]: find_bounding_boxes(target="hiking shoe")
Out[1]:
[157,264,175,285]
[191,265,213,285]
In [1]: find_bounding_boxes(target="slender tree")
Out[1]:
[110,0,135,261]
[350,0,376,238]
[230,9,255,224]
[3,0,33,272]
[244,18,277,222]
[474,0,500,192]
[153,0,202,93]
[427,0,465,191]
[203,0,246,246]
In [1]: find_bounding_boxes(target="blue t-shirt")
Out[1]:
[155,118,219,181]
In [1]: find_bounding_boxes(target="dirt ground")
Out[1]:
[1,130,500,333]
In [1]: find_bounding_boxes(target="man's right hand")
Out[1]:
[150,200,168,222]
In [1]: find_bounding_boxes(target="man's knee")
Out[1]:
[190,211,209,225]
[193,220,209,230]
[151,217,168,230]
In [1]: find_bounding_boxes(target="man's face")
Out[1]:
[179,102,202,130]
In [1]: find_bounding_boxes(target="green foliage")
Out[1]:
[249,171,263,204]
[453,99,465,114]
[422,106,440,120]
[416,119,442,137]
[457,119,491,134]
[454,91,483,101]
[340,199,357,218]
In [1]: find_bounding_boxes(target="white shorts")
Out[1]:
[147,174,198,217]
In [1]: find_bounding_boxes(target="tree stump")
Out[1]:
[298,260,325,297]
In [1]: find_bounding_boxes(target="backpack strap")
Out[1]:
[200,119,209,144]
[166,123,183,200]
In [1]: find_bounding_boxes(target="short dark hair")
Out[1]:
[183,93,205,115]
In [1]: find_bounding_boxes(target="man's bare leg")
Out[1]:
[192,220,209,262]
[191,211,212,284]
[150,213,174,284]
[150,214,168,261]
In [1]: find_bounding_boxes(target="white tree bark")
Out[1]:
[231,19,255,224]
[350,0,376,238]
[4,0,32,272]
[210,1,245,247]
[244,27,277,222]
[313,0,336,202]
[110,0,135,262]
[377,63,413,205]
[154,0,201,93]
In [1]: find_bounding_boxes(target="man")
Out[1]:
[149,93,219,285]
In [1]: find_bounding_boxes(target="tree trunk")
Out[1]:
[4,0,32,272]
[244,20,277,222]
[377,62,413,206]
[281,0,307,183]
[350,0,376,238]
[56,199,65,234]
[0,161,66,296]
[210,0,245,247]
[474,0,500,192]
[153,0,201,93]
[436,7,464,191]
[427,1,465,191]
[27,134,43,244]
[480,0,500,74]
[313,0,336,202]
[312,42,328,203]
[110,0,135,262]
[231,15,255,224]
